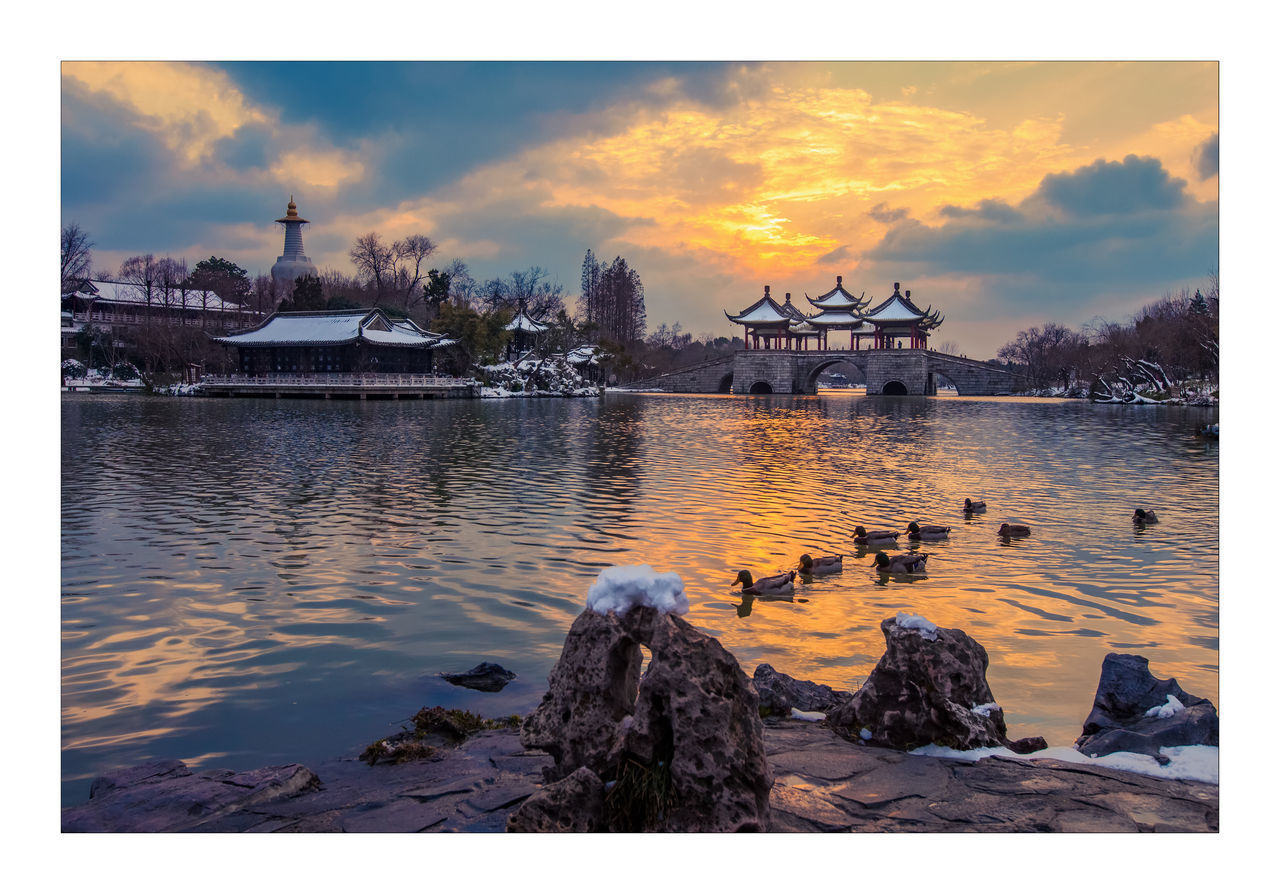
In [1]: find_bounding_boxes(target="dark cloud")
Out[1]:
[1035,154,1187,216]
[938,199,1022,223]
[1193,132,1219,180]
[218,61,730,208]
[210,123,274,171]
[61,87,172,209]
[817,245,855,265]
[868,202,910,224]
[865,155,1217,315]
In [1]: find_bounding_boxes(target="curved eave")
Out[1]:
[211,335,361,347]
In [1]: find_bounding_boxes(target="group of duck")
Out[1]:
[731,499,1159,597]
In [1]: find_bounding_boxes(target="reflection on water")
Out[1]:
[61,392,1218,804]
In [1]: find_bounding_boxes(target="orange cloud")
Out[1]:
[62,61,269,164]
[62,61,366,191]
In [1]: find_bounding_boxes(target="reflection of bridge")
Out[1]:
[632,349,1018,396]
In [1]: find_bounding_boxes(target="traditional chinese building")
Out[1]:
[804,275,872,350]
[859,283,944,349]
[61,278,256,351]
[503,302,550,359]
[724,285,796,350]
[211,308,456,375]
[270,197,319,284]
[724,278,943,351]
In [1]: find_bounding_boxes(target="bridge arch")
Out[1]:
[717,373,733,393]
[747,380,773,394]
[930,370,960,395]
[881,380,909,395]
[802,357,868,393]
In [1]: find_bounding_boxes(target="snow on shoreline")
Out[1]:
[910,742,1218,784]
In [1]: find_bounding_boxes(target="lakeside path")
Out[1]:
[62,721,1217,833]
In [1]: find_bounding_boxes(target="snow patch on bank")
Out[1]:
[586,565,688,616]
[910,742,1219,784]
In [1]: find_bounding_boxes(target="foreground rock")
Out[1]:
[754,663,852,716]
[62,723,1217,832]
[827,613,1044,753]
[439,662,517,692]
[510,604,772,832]
[1075,653,1219,758]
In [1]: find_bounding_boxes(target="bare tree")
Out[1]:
[391,234,437,310]
[505,266,565,319]
[119,254,160,313]
[61,222,94,292]
[349,232,396,300]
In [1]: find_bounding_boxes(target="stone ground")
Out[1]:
[61,721,1218,833]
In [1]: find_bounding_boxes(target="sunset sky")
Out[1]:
[59,57,1217,362]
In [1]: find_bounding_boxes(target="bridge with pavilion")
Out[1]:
[634,279,1017,396]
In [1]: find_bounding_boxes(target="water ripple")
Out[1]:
[61,392,1217,805]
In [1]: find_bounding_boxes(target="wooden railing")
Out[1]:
[201,373,476,388]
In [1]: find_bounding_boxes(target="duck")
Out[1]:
[799,553,843,575]
[964,498,987,512]
[732,569,796,596]
[1132,509,1159,524]
[871,551,928,574]
[854,525,900,545]
[906,521,951,540]
[997,523,1031,538]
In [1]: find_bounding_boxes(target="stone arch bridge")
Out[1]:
[633,349,1019,396]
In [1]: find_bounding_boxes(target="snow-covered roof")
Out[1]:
[212,309,453,349]
[806,276,867,311]
[725,288,793,326]
[861,295,927,322]
[806,310,867,327]
[504,310,549,333]
[67,279,246,314]
[566,345,604,365]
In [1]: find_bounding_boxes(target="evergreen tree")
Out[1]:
[285,275,325,311]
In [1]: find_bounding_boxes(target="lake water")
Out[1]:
[61,391,1219,805]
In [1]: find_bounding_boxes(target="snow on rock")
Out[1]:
[910,743,1219,785]
[971,702,1000,717]
[478,354,599,397]
[1144,694,1186,719]
[585,565,688,616]
[893,611,939,641]
[789,708,825,722]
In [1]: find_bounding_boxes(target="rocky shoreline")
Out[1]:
[63,607,1219,833]
[60,720,1217,833]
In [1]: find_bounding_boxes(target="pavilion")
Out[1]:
[503,302,550,359]
[725,278,944,351]
[859,283,944,349]
[723,286,795,350]
[211,308,456,376]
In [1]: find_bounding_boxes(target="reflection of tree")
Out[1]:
[578,397,643,535]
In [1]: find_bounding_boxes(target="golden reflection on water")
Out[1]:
[61,392,1217,802]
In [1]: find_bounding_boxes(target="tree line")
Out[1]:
[996,273,1219,396]
[61,220,662,383]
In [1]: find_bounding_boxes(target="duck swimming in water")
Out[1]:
[906,521,951,540]
[733,569,796,596]
[871,551,928,574]
[854,525,900,545]
[964,499,986,512]
[997,523,1031,538]
[799,553,843,575]
[1132,509,1159,524]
